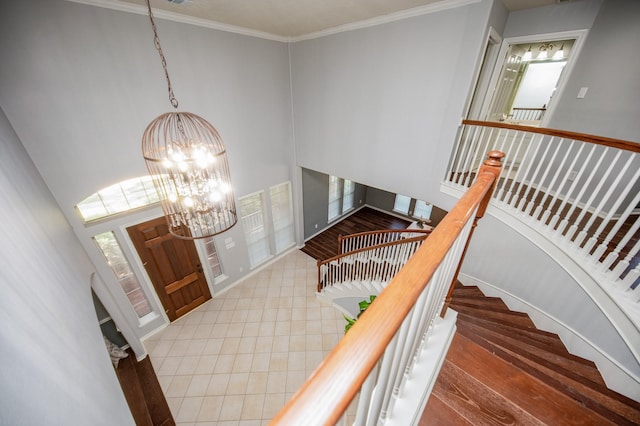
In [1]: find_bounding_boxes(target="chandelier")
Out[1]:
[141,0,237,239]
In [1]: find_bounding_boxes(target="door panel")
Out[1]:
[127,217,211,321]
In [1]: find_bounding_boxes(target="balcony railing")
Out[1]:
[271,152,503,425]
[509,107,546,122]
[337,229,431,255]
[445,120,640,322]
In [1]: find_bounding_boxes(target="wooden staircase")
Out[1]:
[421,283,640,425]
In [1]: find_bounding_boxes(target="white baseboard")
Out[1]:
[458,273,640,402]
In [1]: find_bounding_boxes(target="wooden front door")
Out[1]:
[127,217,211,322]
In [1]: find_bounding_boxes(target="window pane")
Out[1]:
[239,192,272,267]
[393,194,411,214]
[270,182,295,254]
[99,185,130,214]
[342,180,355,213]
[93,231,152,318]
[76,193,108,222]
[413,200,432,220]
[328,176,341,221]
[120,177,152,209]
[203,238,223,278]
[77,176,160,223]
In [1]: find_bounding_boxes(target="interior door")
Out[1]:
[486,49,522,121]
[127,217,211,322]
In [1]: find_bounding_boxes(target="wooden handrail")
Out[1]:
[272,152,503,425]
[462,119,640,152]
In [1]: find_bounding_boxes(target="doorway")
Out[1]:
[127,216,212,321]
[477,30,587,127]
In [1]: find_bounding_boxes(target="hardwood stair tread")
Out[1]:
[449,302,537,329]
[457,324,640,425]
[456,321,606,389]
[455,311,571,353]
[420,394,474,426]
[437,333,618,425]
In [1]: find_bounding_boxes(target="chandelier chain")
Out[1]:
[145,0,179,110]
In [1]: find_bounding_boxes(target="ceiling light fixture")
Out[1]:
[141,0,237,239]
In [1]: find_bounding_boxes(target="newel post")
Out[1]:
[440,150,504,317]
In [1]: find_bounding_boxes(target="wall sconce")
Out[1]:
[522,46,533,62]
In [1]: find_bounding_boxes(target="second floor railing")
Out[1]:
[318,233,429,293]
[272,152,503,425]
[337,228,430,255]
[445,120,640,321]
[509,106,546,122]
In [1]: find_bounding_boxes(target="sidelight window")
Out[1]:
[239,191,272,268]
[93,231,152,318]
[269,182,295,254]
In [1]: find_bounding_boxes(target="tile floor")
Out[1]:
[143,250,346,425]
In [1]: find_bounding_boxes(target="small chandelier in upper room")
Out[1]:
[536,42,554,60]
[553,43,565,60]
[141,0,237,239]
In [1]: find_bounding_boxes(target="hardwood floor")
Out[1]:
[115,350,175,426]
[420,283,640,425]
[300,207,411,261]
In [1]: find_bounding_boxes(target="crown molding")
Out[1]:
[64,0,289,42]
[65,0,481,43]
[289,0,482,42]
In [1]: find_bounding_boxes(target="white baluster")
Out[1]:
[576,153,633,251]
[568,150,623,245]
[593,175,640,272]
[522,137,555,215]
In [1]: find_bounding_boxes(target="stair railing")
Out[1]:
[337,229,431,255]
[445,120,640,322]
[271,151,503,425]
[318,233,429,293]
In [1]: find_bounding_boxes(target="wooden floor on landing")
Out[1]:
[300,206,411,261]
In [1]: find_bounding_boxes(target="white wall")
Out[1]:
[0,0,295,340]
[0,107,134,424]
[548,0,640,141]
[290,0,500,210]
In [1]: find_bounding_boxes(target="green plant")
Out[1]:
[343,295,377,333]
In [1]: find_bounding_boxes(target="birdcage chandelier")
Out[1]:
[141,0,237,239]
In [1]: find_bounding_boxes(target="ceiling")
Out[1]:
[83,0,559,40]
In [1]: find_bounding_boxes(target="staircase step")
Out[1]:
[456,320,605,388]
[449,301,537,329]
[420,394,474,426]
[434,333,618,425]
[452,282,486,297]
[449,295,512,310]
[456,324,640,425]
[455,311,574,357]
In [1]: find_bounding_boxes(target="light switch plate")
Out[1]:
[577,87,588,98]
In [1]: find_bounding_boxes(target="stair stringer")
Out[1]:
[458,272,640,402]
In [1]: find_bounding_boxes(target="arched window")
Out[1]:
[76,176,160,223]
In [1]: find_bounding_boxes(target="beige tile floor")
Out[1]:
[143,250,346,426]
